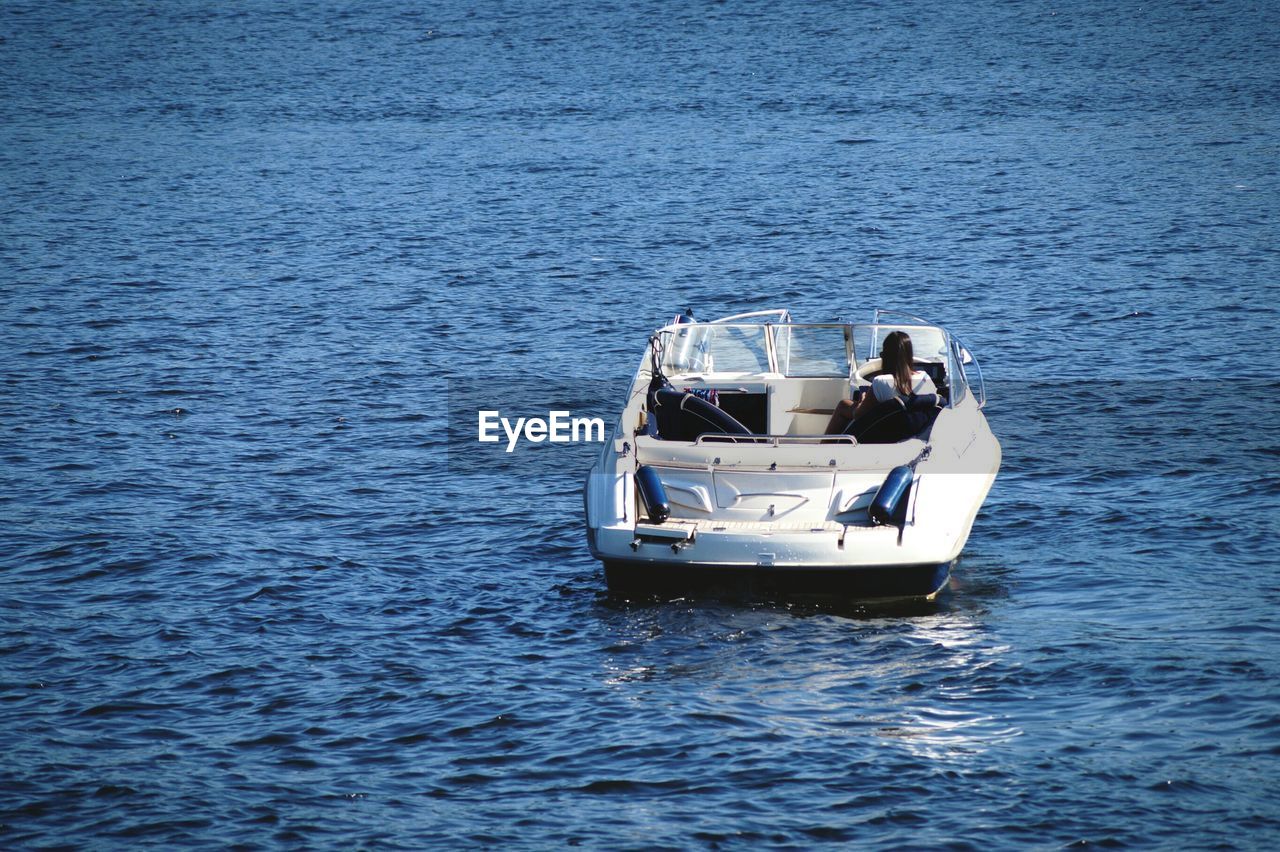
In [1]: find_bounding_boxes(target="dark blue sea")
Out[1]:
[3,1,1279,847]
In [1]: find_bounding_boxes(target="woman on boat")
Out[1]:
[825,330,937,434]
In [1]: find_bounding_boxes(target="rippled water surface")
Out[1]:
[3,0,1279,847]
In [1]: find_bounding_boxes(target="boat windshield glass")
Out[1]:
[857,324,950,365]
[660,323,770,375]
[659,320,957,384]
[774,324,850,377]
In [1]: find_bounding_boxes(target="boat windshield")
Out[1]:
[773,323,850,377]
[661,321,953,376]
[660,323,771,375]
[857,323,950,364]
[657,317,972,407]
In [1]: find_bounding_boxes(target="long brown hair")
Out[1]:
[881,331,915,396]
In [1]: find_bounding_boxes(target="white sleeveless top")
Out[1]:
[870,370,937,403]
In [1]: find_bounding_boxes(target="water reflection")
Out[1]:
[594,559,1022,762]
[864,615,1023,761]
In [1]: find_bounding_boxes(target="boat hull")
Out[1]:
[603,557,952,600]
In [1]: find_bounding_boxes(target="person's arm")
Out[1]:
[852,388,877,419]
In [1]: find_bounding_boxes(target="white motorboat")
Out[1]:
[583,309,1001,600]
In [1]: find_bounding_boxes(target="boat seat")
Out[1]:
[845,394,944,444]
[905,393,945,436]
[648,387,755,442]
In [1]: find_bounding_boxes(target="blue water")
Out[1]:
[3,0,1279,847]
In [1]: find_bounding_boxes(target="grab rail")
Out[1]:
[872,308,933,327]
[710,309,792,324]
[693,433,856,446]
[954,336,987,409]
